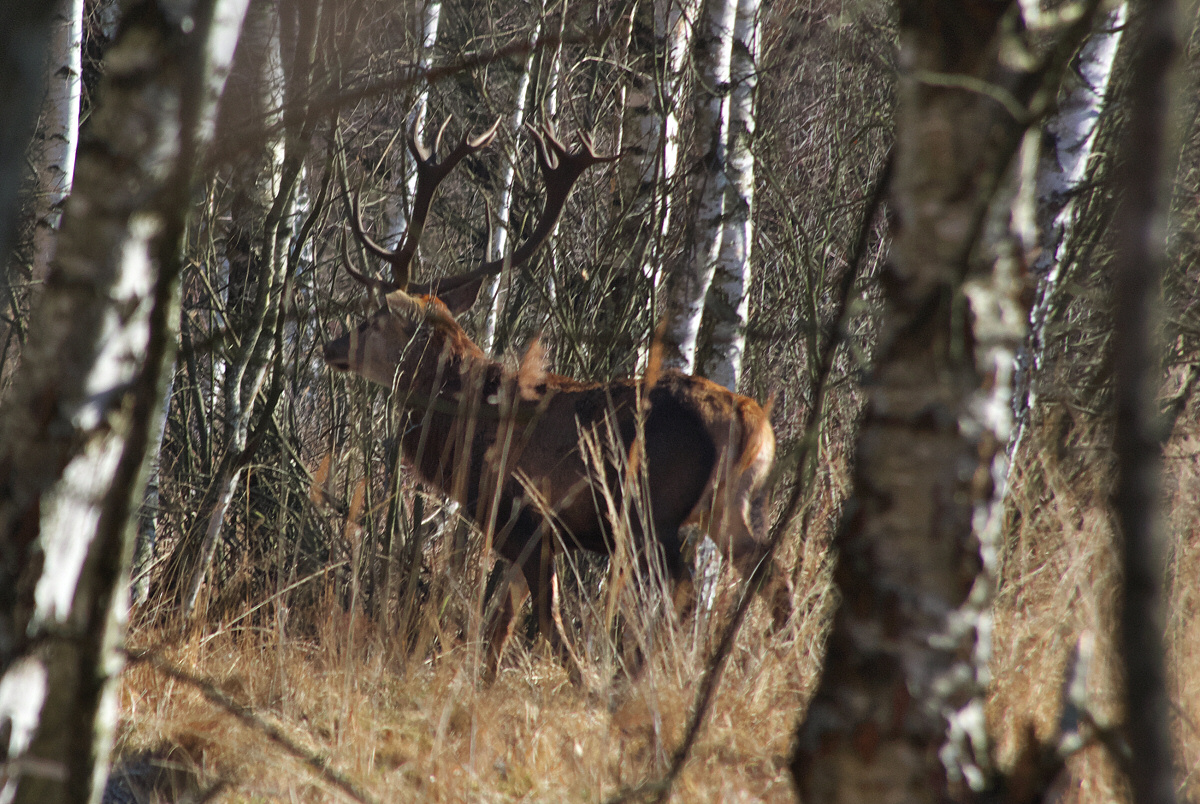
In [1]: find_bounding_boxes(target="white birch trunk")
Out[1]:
[29,0,83,283]
[0,3,248,802]
[1011,5,1125,456]
[542,5,566,306]
[480,4,544,353]
[663,0,736,373]
[703,0,759,390]
[381,0,443,257]
[623,0,698,364]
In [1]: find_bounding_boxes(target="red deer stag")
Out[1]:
[323,118,790,681]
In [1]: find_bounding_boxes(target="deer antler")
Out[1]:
[408,125,618,307]
[477,124,618,275]
[346,115,500,291]
[338,229,391,306]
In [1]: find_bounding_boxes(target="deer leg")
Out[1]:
[519,536,584,685]
[482,567,529,684]
[618,523,693,681]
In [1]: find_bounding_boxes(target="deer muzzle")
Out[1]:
[323,333,352,371]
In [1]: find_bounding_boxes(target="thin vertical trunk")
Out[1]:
[30,0,83,283]
[663,0,736,373]
[1011,5,1125,457]
[703,0,759,390]
[177,0,317,617]
[541,2,566,306]
[381,0,443,256]
[0,2,248,802]
[621,0,698,366]
[480,2,544,353]
[132,371,174,604]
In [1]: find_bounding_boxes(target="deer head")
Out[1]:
[324,116,616,390]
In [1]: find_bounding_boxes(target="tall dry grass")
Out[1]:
[115,396,849,802]
[117,553,834,802]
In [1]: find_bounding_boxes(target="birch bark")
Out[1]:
[662,0,736,373]
[703,0,759,390]
[0,3,248,802]
[480,2,544,353]
[1011,5,1125,456]
[789,2,1105,799]
[381,0,443,259]
[29,0,83,284]
[624,0,698,295]
[177,0,317,617]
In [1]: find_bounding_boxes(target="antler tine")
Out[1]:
[478,124,617,276]
[358,116,499,288]
[528,123,619,186]
[335,159,404,291]
[346,190,405,278]
[339,229,390,306]
[433,115,453,158]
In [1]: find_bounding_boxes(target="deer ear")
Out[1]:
[435,275,486,315]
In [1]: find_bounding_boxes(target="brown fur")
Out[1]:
[326,289,791,680]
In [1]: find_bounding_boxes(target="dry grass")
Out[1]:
[1164,392,1200,803]
[115,533,836,803]
[988,393,1200,803]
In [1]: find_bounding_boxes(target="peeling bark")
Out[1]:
[29,0,84,284]
[789,1,1073,800]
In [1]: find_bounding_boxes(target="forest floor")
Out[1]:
[110,407,1200,803]
[112,539,835,803]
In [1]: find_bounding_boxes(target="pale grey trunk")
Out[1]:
[0,3,248,803]
[663,0,735,373]
[623,0,698,368]
[703,0,759,390]
[1011,5,1125,456]
[29,0,83,284]
[542,4,566,306]
[381,0,443,257]
[131,372,174,604]
[480,5,543,353]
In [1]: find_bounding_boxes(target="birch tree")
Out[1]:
[29,0,83,284]
[620,0,698,307]
[1011,5,1125,457]
[0,2,248,801]
[481,1,544,353]
[662,0,736,373]
[380,0,443,257]
[703,0,759,390]
[790,2,1108,800]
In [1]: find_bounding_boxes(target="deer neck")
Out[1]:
[397,354,506,495]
